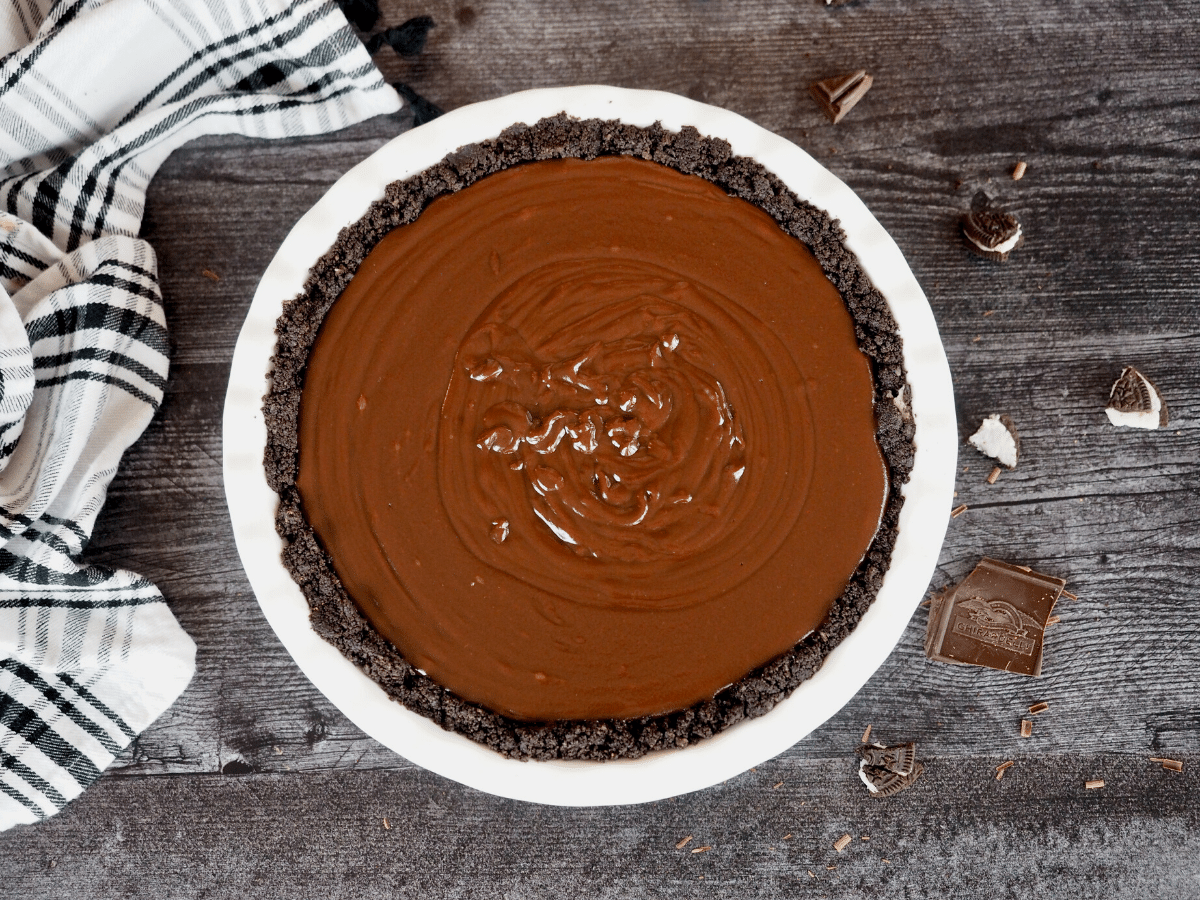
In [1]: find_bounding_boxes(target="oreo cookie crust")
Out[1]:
[263,115,914,761]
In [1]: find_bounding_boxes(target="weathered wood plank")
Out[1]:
[5,0,1199,892]
[4,755,1197,899]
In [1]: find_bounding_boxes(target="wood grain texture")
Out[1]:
[3,0,1199,895]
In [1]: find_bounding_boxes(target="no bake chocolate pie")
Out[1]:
[264,115,913,760]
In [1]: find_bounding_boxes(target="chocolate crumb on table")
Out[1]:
[809,70,873,123]
[1149,757,1184,773]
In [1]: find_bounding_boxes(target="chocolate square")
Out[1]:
[925,558,1065,676]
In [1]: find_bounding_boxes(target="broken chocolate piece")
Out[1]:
[857,741,922,798]
[1106,366,1169,429]
[925,558,1066,676]
[968,414,1020,468]
[961,208,1023,261]
[810,70,873,124]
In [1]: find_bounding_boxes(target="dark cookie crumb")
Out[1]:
[263,114,913,761]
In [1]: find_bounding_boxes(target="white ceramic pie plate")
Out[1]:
[222,86,956,806]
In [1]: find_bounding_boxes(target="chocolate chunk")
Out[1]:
[961,208,1023,262]
[857,741,923,797]
[968,413,1020,468]
[925,558,1066,676]
[1106,366,1168,429]
[809,70,873,124]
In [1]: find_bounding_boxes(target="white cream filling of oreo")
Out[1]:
[966,226,1022,255]
[969,414,1018,468]
[858,760,880,793]
[1106,371,1164,429]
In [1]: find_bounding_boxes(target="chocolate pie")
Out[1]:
[264,115,914,760]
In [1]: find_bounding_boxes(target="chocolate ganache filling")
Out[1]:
[295,155,886,722]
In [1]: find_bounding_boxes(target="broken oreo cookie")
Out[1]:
[857,741,923,798]
[1106,366,1168,429]
[968,413,1020,469]
[962,208,1023,261]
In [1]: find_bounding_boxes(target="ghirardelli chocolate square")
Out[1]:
[924,558,1066,676]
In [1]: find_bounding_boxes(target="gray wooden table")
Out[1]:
[4,1,1199,896]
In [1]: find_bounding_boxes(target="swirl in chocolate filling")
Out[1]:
[440,262,814,608]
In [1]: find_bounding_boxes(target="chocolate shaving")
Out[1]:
[950,503,968,518]
[1028,701,1049,715]
[1150,758,1184,773]
[809,71,873,124]
[1020,719,1032,738]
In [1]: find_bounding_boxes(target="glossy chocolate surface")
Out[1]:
[296,156,887,720]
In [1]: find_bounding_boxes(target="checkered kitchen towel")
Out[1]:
[0,0,400,830]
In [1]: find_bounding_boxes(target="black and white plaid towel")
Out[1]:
[0,0,400,830]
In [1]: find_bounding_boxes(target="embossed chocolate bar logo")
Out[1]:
[951,596,1041,656]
